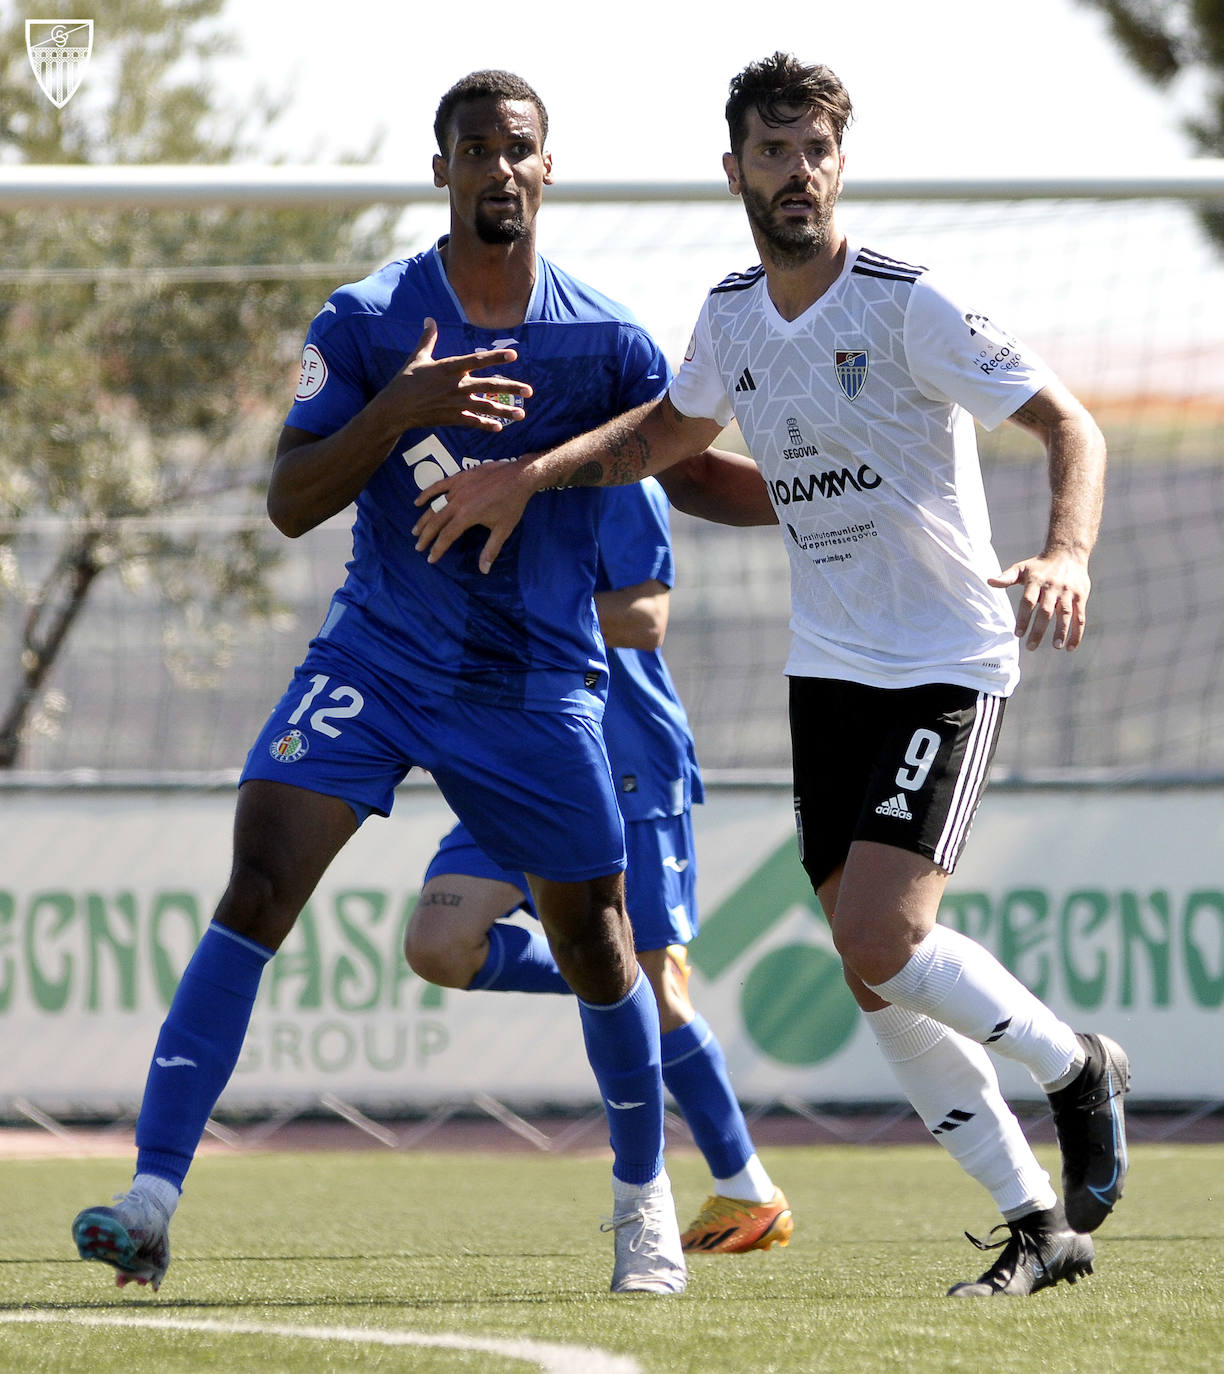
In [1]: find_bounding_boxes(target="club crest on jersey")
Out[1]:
[26,20,93,108]
[269,729,309,763]
[835,349,868,400]
[295,344,328,401]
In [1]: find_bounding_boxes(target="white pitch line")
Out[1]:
[0,1311,643,1373]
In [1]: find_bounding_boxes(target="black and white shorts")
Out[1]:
[788,676,1005,887]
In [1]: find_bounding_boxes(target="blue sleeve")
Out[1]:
[284,299,373,436]
[617,326,674,413]
[595,480,675,594]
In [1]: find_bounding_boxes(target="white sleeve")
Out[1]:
[668,299,735,427]
[903,274,1055,432]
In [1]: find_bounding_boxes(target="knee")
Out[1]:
[214,858,296,948]
[403,918,473,988]
[536,876,634,1002]
[832,916,916,988]
[830,915,887,987]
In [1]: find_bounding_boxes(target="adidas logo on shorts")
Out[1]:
[874,792,913,820]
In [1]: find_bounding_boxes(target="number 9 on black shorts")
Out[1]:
[788,677,1006,886]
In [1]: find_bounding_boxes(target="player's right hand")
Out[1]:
[412,456,540,572]
[381,318,532,432]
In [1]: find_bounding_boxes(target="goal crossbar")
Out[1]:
[2,163,1224,209]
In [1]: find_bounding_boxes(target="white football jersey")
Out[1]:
[670,242,1055,696]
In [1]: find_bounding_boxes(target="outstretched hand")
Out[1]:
[989,549,1091,650]
[385,318,532,432]
[412,456,540,572]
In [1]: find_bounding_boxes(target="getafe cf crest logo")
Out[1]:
[835,349,868,401]
[269,729,309,763]
[26,20,93,109]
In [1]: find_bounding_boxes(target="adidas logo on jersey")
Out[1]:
[734,367,757,393]
[874,792,913,820]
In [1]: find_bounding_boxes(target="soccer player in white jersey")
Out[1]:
[69,69,762,1300]
[413,53,1129,1299]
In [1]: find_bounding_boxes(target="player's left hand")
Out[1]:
[412,456,540,572]
[989,549,1091,651]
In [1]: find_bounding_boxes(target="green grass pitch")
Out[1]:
[1,1142,1221,1373]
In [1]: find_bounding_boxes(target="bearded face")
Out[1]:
[728,106,844,270]
[474,200,529,244]
[738,175,838,267]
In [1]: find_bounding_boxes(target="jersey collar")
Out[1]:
[428,237,545,331]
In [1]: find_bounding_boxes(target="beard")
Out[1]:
[740,180,836,267]
[475,202,529,244]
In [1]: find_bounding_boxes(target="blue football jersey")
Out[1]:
[597,481,704,822]
[285,240,671,716]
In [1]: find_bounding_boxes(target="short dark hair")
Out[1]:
[433,70,549,155]
[725,53,853,156]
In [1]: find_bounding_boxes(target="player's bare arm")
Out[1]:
[656,447,778,527]
[267,318,531,537]
[989,379,1107,651]
[595,579,669,651]
[412,393,721,571]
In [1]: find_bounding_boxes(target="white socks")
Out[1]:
[713,1153,775,1204]
[130,1171,180,1221]
[612,1169,670,1208]
[866,1003,1056,1217]
[867,923,1081,1089]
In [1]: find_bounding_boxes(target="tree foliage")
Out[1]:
[1077,0,1224,243]
[0,0,396,766]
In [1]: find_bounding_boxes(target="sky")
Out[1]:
[218,0,1196,181]
[201,0,1223,399]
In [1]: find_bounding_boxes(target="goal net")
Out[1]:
[2,180,1223,779]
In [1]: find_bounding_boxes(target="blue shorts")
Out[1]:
[241,641,625,883]
[423,810,698,952]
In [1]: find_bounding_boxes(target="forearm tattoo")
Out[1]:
[558,426,654,488]
[565,461,607,488]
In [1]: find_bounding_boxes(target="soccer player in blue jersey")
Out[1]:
[70,70,758,1298]
[405,477,793,1255]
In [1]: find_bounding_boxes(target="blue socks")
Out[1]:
[469,923,570,994]
[469,932,755,1185]
[578,970,664,1185]
[660,1013,754,1180]
[135,922,273,1189]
